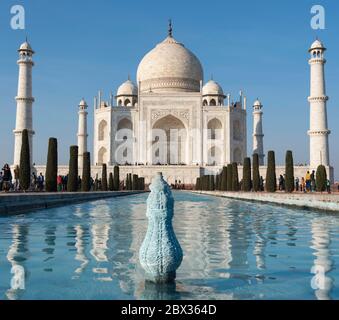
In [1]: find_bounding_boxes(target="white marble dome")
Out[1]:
[117,80,138,96]
[137,35,204,93]
[202,80,224,96]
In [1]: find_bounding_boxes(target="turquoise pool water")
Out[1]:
[0,191,338,300]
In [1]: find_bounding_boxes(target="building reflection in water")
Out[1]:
[119,201,145,297]
[74,225,89,276]
[311,217,334,300]
[252,211,268,271]
[6,224,29,300]
[43,226,56,273]
[89,201,112,281]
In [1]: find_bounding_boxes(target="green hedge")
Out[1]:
[252,153,260,192]
[242,157,252,192]
[266,151,276,192]
[45,138,58,192]
[67,146,78,192]
[19,129,31,191]
[285,150,294,193]
[82,152,91,192]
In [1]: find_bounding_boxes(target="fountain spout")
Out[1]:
[139,173,183,283]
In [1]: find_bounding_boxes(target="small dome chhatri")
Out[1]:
[79,99,88,108]
[202,80,224,96]
[18,39,34,53]
[117,79,138,96]
[309,39,326,52]
[137,22,204,93]
[253,99,263,110]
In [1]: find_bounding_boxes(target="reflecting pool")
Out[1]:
[0,191,339,300]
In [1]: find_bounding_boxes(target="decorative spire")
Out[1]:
[168,19,173,37]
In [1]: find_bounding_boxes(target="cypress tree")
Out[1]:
[215,175,219,191]
[101,164,108,191]
[220,167,227,191]
[242,157,252,192]
[67,146,78,192]
[132,174,139,190]
[109,172,114,191]
[128,174,132,190]
[82,152,91,192]
[201,176,205,191]
[114,166,120,191]
[196,177,201,190]
[252,153,260,192]
[19,129,31,191]
[125,175,130,190]
[232,162,240,191]
[227,164,233,191]
[316,165,327,192]
[209,175,215,191]
[137,177,144,190]
[285,150,294,193]
[45,137,58,192]
[266,151,277,192]
[204,176,209,191]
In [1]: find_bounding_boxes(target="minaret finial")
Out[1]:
[168,19,173,37]
[128,74,130,81]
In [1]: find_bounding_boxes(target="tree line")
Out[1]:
[196,151,329,193]
[18,130,145,192]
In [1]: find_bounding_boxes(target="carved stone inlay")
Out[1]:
[143,100,197,107]
[151,109,189,123]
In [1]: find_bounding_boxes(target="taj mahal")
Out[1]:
[11,23,333,185]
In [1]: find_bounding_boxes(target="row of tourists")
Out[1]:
[0,165,110,192]
[277,170,331,193]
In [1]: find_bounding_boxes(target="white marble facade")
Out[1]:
[93,29,247,170]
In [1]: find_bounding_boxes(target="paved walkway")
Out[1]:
[192,190,339,213]
[0,191,145,215]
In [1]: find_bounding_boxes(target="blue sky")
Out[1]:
[0,0,338,179]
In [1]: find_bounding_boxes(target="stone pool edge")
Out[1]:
[190,191,339,213]
[0,191,146,216]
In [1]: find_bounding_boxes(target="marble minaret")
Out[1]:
[77,99,88,169]
[13,41,35,166]
[253,99,265,165]
[308,39,330,168]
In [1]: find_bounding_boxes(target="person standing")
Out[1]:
[326,179,331,193]
[295,177,299,192]
[2,164,12,192]
[14,165,20,191]
[38,173,44,191]
[57,175,63,192]
[32,172,37,191]
[310,170,316,192]
[305,171,311,192]
[0,171,3,191]
[260,176,264,191]
[301,177,306,193]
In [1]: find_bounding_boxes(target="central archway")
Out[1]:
[152,115,187,165]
